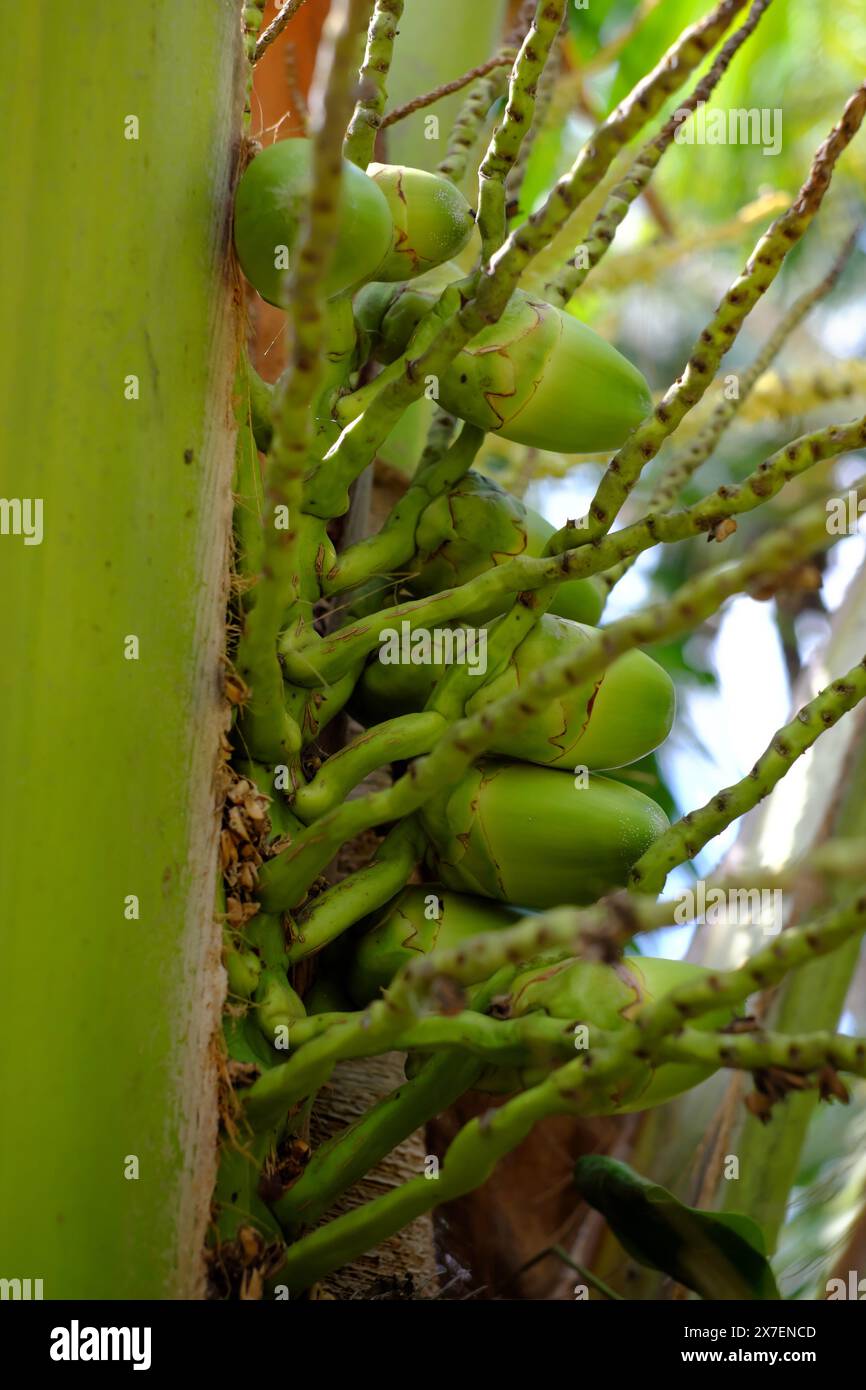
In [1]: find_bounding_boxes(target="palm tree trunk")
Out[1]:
[0,0,245,1298]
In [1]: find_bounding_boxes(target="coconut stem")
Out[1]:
[323,423,483,594]
[343,0,404,169]
[272,888,866,1292]
[309,0,753,513]
[285,815,424,963]
[659,1027,866,1079]
[476,0,568,261]
[273,1050,485,1235]
[633,894,866,1046]
[571,80,866,544]
[292,712,446,821]
[545,0,774,308]
[237,0,371,760]
[601,232,858,601]
[382,51,516,132]
[630,656,866,896]
[284,460,866,685]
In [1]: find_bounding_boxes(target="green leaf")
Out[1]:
[573,1156,780,1299]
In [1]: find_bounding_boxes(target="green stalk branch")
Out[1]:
[546,0,773,308]
[264,495,851,910]
[630,654,866,896]
[322,423,484,594]
[237,0,370,759]
[425,584,556,722]
[381,52,516,131]
[274,1047,623,1291]
[659,1027,866,1080]
[476,0,567,261]
[632,894,866,1048]
[245,969,441,1128]
[647,235,856,516]
[436,63,512,186]
[271,889,866,1290]
[610,414,866,557]
[504,18,562,220]
[479,0,751,290]
[436,0,536,185]
[601,233,858,599]
[285,463,866,688]
[396,849,866,1003]
[572,80,866,543]
[344,0,404,169]
[395,1010,576,1061]
[285,815,423,963]
[291,711,446,821]
[267,1009,578,1103]
[307,0,752,517]
[275,1050,485,1234]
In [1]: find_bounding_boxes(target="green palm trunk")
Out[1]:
[0,1,244,1298]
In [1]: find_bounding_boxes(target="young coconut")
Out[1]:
[437,291,652,453]
[350,613,674,775]
[464,613,676,771]
[356,277,652,451]
[366,165,475,282]
[347,884,525,1007]
[353,260,461,364]
[420,761,669,910]
[475,955,735,1110]
[233,138,393,306]
[406,470,605,625]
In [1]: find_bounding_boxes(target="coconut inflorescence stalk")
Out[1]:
[209,0,866,1301]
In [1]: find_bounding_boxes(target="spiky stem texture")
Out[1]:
[263,492,857,911]
[630,655,866,896]
[546,0,774,307]
[343,0,404,168]
[660,1028,866,1078]
[477,0,567,260]
[571,80,866,543]
[601,233,857,597]
[381,52,516,130]
[237,0,373,760]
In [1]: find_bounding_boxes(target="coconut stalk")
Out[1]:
[381,0,509,172]
[0,1,244,1297]
[616,557,866,1298]
[716,565,866,1250]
